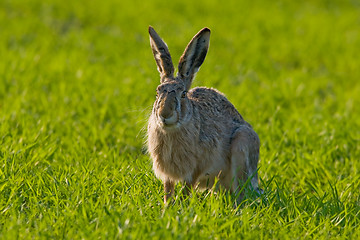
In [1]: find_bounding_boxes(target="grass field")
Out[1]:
[1,0,360,239]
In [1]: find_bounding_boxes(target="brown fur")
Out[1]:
[147,26,261,204]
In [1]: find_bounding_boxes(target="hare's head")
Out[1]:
[149,26,210,129]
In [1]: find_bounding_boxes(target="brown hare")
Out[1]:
[147,26,261,204]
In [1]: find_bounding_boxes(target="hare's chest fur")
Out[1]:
[147,120,230,184]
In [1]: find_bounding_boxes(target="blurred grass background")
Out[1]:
[1,0,360,239]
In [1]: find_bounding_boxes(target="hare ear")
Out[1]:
[149,26,175,81]
[178,28,210,90]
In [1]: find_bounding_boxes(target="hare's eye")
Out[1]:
[181,91,187,98]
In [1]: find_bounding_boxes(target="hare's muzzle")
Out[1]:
[158,91,178,126]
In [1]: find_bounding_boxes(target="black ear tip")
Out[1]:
[202,27,211,33]
[197,27,210,37]
[148,26,155,34]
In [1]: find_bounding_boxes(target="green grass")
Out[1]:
[1,0,360,239]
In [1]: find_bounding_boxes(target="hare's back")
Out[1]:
[188,87,246,125]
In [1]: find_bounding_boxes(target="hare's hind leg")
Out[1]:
[230,125,260,201]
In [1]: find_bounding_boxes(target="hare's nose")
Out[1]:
[160,112,178,126]
[160,109,173,120]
